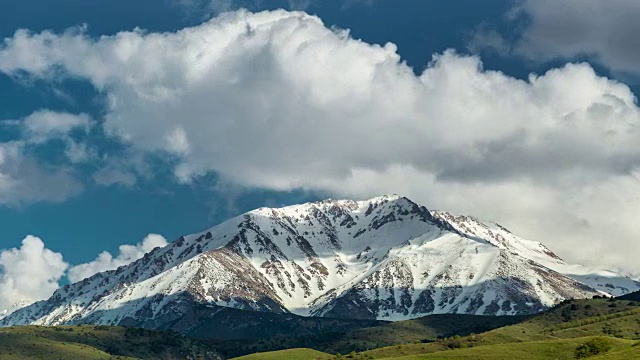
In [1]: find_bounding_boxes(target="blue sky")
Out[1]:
[1,0,640,308]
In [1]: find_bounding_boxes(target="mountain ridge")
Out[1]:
[2,195,638,332]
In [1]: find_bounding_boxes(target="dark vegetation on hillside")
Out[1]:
[210,314,528,358]
[181,305,385,340]
[574,336,613,358]
[619,290,640,302]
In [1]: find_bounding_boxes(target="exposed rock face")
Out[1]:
[3,195,639,331]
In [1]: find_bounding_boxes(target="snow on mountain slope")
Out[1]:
[0,300,33,320]
[2,195,637,330]
[432,211,640,297]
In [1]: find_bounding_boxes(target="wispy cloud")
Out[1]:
[0,142,83,206]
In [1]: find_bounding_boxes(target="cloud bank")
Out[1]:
[0,236,68,312]
[0,10,639,272]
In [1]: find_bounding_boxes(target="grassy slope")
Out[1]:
[387,337,635,360]
[481,298,640,343]
[591,342,640,359]
[0,332,127,360]
[227,338,640,360]
[333,314,528,351]
[351,337,640,360]
[231,348,331,360]
[0,325,219,360]
[343,298,640,360]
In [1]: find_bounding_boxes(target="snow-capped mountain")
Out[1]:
[0,300,33,320]
[2,195,638,331]
[432,211,640,297]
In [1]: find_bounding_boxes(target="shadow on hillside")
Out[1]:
[63,291,384,340]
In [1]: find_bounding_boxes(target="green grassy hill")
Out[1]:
[591,342,640,359]
[0,325,219,360]
[231,348,331,360]
[228,338,640,360]
[330,314,529,351]
[374,337,635,360]
[480,298,640,343]
[342,298,640,360]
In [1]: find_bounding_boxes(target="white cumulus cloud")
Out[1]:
[0,236,68,312]
[1,10,640,273]
[67,234,169,282]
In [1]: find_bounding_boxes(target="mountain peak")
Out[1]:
[2,196,638,330]
[250,194,409,216]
